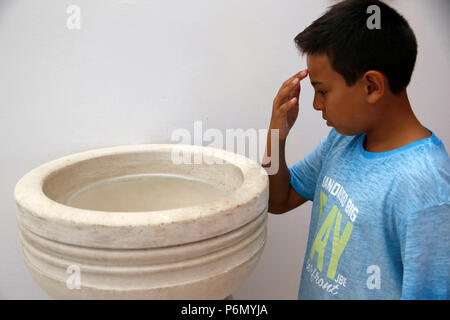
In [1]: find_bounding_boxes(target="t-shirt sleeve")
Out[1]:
[399,203,449,300]
[288,130,333,201]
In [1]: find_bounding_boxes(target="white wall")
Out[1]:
[0,0,448,299]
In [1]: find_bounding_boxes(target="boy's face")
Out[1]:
[306,54,374,136]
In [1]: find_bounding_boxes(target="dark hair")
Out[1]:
[294,0,417,94]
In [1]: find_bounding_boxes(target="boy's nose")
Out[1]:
[313,103,324,111]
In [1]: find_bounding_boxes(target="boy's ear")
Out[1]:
[363,70,385,104]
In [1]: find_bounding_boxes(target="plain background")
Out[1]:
[0,0,448,299]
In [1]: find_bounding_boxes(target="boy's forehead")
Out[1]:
[306,54,333,82]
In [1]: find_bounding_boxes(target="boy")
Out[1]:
[265,0,449,299]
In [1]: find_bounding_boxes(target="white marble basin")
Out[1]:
[14,144,268,299]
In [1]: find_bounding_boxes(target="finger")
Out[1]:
[278,70,308,105]
[275,69,308,106]
[287,78,301,101]
[284,69,309,85]
[275,77,299,107]
[279,97,297,113]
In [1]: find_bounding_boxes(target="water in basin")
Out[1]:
[65,174,228,212]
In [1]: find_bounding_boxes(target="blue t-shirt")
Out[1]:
[289,128,449,300]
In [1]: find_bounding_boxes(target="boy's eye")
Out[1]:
[317,90,327,96]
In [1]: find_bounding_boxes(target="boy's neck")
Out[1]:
[363,90,431,153]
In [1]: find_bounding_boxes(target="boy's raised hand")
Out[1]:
[270,69,309,140]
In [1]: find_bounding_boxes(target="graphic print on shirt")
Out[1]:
[304,175,359,296]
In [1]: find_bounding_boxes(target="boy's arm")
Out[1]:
[264,134,308,214]
[263,69,309,214]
